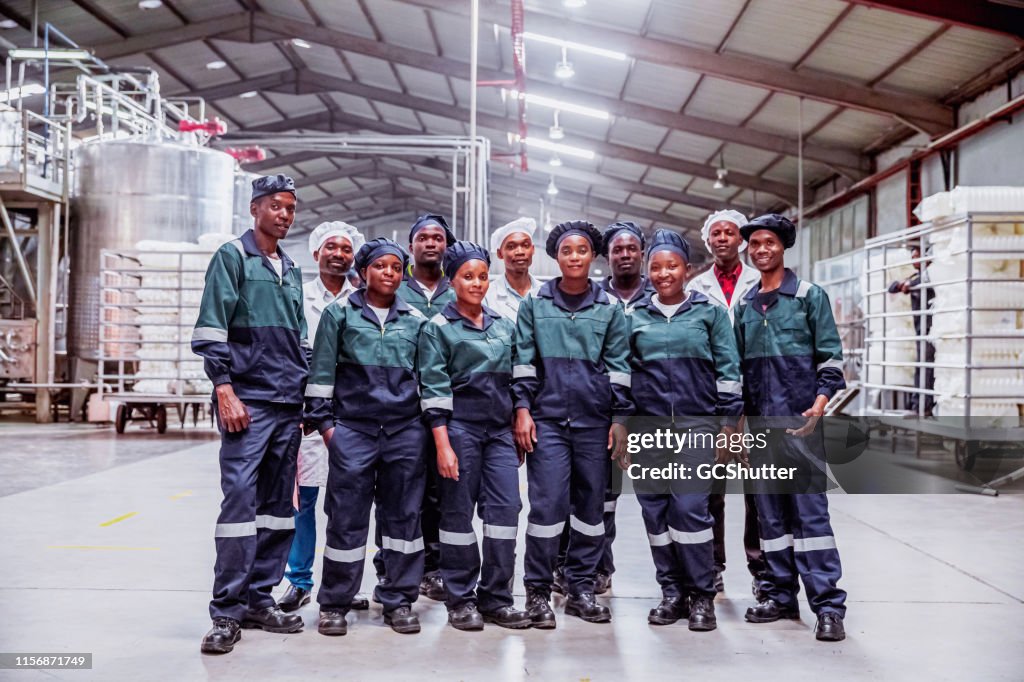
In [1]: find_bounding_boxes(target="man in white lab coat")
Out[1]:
[278,221,366,613]
[684,209,764,596]
[483,217,542,323]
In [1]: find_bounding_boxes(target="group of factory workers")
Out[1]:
[193,174,848,656]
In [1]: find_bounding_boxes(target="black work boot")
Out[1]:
[526,588,556,629]
[481,605,532,629]
[278,585,311,613]
[815,612,846,642]
[648,596,689,625]
[318,609,348,636]
[448,603,485,631]
[419,573,446,601]
[201,618,241,654]
[350,594,369,610]
[384,605,421,634]
[744,598,801,623]
[241,605,303,633]
[594,572,612,595]
[565,592,611,623]
[688,595,717,631]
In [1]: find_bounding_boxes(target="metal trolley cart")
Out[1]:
[97,247,213,434]
[860,212,1024,492]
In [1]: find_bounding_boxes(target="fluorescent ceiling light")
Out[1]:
[239,91,258,99]
[549,154,562,167]
[138,0,163,8]
[547,178,559,196]
[291,38,312,49]
[8,47,92,61]
[505,89,609,120]
[554,59,575,80]
[206,60,227,70]
[0,19,18,29]
[0,83,45,103]
[518,135,595,160]
[521,32,627,61]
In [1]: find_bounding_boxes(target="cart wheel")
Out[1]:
[955,441,976,472]
[156,405,168,434]
[115,404,128,434]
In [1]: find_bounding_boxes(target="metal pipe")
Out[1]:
[0,197,36,303]
[468,0,479,240]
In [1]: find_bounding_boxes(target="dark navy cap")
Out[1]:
[646,228,691,262]
[740,213,797,249]
[443,240,490,277]
[545,220,602,259]
[409,214,456,247]
[601,221,646,257]
[354,237,409,273]
[251,174,296,202]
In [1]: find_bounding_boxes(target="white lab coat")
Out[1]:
[483,273,542,323]
[297,275,356,487]
[684,261,761,323]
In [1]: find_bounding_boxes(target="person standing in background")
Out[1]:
[484,217,542,323]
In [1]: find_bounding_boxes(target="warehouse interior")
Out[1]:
[0,0,1022,680]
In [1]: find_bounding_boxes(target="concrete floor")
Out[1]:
[1,422,1022,681]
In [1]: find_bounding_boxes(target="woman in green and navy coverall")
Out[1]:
[513,220,633,628]
[418,241,531,632]
[303,238,428,636]
[628,229,744,632]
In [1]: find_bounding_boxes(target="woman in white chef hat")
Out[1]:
[278,221,366,614]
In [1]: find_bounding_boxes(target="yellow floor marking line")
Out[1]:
[99,512,138,527]
[169,491,194,500]
[47,545,159,551]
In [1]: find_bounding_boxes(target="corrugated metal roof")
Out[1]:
[367,0,440,55]
[719,142,782,175]
[628,195,672,213]
[808,107,894,147]
[327,93,381,121]
[723,0,848,65]
[393,65,456,105]
[744,93,838,137]
[340,51,403,91]
[641,167,694,191]
[598,158,650,182]
[621,62,701,113]
[210,39,294,79]
[608,119,670,153]
[263,92,328,118]
[659,130,723,163]
[523,0,652,34]
[646,0,748,51]
[683,77,772,125]
[294,43,349,79]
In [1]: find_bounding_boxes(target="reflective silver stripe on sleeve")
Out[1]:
[569,515,604,537]
[526,521,565,538]
[647,531,671,547]
[817,358,844,371]
[482,524,518,540]
[305,383,334,398]
[192,327,228,343]
[324,544,366,563]
[608,371,631,388]
[215,521,256,538]
[439,529,477,546]
[382,536,425,554]
[513,364,537,379]
[716,380,742,394]
[255,514,295,531]
[669,526,713,545]
[421,396,454,412]
[604,500,617,513]
[795,280,812,298]
[793,535,837,552]
[760,533,795,552]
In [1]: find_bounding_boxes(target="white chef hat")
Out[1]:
[308,221,365,256]
[701,210,749,253]
[489,217,537,254]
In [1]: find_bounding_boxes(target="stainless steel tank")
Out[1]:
[70,140,235,360]
[232,168,257,234]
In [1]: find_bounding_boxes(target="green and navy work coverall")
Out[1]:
[628,291,744,600]
[418,301,521,613]
[513,279,634,597]
[395,267,454,577]
[191,229,309,622]
[303,290,428,614]
[734,268,847,616]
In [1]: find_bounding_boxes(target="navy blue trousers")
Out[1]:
[210,401,301,621]
[437,424,522,612]
[319,422,426,613]
[524,422,609,596]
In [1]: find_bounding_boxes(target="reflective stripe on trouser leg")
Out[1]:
[210,401,296,621]
[637,494,684,600]
[476,429,522,612]
[562,425,612,597]
[524,421,572,593]
[438,426,484,610]
[247,406,302,610]
[319,425,378,610]
[791,493,846,616]
[375,422,427,613]
[665,492,715,597]
[754,493,801,610]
